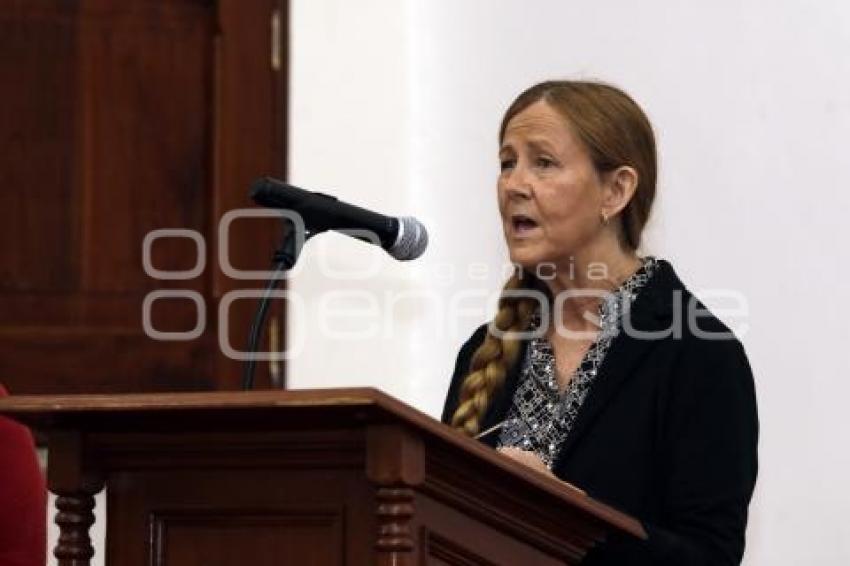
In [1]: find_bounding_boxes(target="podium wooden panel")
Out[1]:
[0,388,646,565]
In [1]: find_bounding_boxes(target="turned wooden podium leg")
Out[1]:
[367,425,426,566]
[47,431,104,566]
[375,487,416,566]
[54,492,96,566]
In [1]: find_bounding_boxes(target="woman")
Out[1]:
[442,81,758,565]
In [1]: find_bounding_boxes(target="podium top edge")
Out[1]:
[0,387,390,413]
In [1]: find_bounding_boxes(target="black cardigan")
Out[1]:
[441,260,759,565]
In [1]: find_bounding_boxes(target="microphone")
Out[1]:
[250,177,428,261]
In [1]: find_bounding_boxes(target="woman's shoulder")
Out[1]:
[643,262,756,404]
[634,259,754,387]
[640,259,746,344]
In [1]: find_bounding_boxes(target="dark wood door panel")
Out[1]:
[108,469,351,566]
[154,513,342,566]
[78,0,213,294]
[0,1,214,295]
[0,0,287,393]
[0,331,215,393]
[0,1,80,293]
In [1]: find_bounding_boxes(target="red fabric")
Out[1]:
[0,385,47,566]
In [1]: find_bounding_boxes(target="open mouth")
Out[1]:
[511,214,539,233]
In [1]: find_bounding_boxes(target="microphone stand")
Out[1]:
[241,219,313,390]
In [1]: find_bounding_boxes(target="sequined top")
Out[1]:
[497,257,660,468]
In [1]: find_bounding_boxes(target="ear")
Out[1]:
[601,166,638,218]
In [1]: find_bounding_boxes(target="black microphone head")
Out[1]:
[250,176,427,260]
[250,177,296,208]
[389,217,428,260]
[249,177,268,198]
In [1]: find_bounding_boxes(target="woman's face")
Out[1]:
[498,100,608,271]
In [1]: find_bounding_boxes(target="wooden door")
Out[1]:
[0,0,288,393]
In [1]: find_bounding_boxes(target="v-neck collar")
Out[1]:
[478,258,682,455]
[494,258,660,465]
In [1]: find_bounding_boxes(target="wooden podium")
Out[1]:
[0,388,645,565]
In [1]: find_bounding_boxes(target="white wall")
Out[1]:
[290,0,850,564]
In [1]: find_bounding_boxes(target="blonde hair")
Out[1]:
[450,272,539,435]
[451,80,657,435]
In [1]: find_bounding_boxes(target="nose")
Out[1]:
[502,165,533,201]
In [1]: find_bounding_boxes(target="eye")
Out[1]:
[499,157,516,171]
[536,156,557,168]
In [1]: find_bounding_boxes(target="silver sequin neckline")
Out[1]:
[497,257,660,468]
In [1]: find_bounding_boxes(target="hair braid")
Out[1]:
[451,273,539,436]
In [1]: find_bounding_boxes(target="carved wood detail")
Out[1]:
[54,492,97,566]
[367,424,425,564]
[375,486,416,563]
[421,527,499,566]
